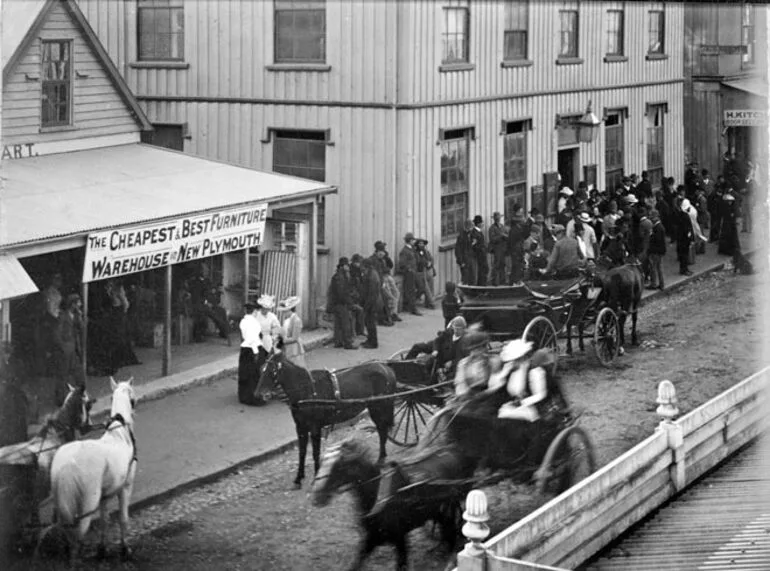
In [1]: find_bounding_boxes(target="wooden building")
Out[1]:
[75,0,685,293]
[0,0,333,384]
[684,2,768,177]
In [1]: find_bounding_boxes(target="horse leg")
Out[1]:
[578,321,585,352]
[566,324,573,356]
[348,534,377,571]
[295,427,309,489]
[395,535,410,571]
[311,427,322,476]
[118,478,135,559]
[631,306,639,346]
[617,312,626,355]
[369,404,391,462]
[97,500,109,559]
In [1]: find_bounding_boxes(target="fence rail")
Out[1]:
[456,367,769,571]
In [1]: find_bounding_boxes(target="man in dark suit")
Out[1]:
[472,215,488,285]
[398,232,422,316]
[455,220,477,285]
[328,258,358,349]
[360,258,383,348]
[487,211,508,285]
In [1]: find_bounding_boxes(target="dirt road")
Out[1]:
[25,269,767,571]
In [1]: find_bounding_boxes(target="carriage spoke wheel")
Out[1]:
[387,394,441,448]
[522,316,559,375]
[594,307,620,367]
[535,426,596,498]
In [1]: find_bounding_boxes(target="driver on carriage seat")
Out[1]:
[539,224,585,280]
[405,315,467,376]
[486,339,560,422]
[453,326,498,397]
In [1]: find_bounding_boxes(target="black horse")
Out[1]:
[595,256,643,352]
[255,350,397,488]
[311,439,473,571]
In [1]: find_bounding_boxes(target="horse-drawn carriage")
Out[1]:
[458,271,622,368]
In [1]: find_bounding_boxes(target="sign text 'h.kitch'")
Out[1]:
[82,204,268,282]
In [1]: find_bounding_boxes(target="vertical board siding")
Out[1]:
[3,2,139,144]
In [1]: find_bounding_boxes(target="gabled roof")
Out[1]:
[2,0,151,131]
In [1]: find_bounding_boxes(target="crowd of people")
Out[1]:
[326,233,436,351]
[456,160,757,288]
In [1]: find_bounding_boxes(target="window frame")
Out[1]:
[137,0,185,62]
[604,110,625,192]
[502,120,530,222]
[271,129,328,245]
[503,0,528,62]
[442,1,470,65]
[558,7,579,58]
[41,39,72,129]
[742,2,755,66]
[647,9,665,55]
[273,0,327,65]
[440,128,472,242]
[646,104,666,191]
[605,9,624,57]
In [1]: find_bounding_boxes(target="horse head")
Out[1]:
[311,438,377,509]
[254,349,284,399]
[53,383,94,437]
[109,376,136,425]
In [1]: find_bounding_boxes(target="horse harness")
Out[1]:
[109,413,138,465]
[305,368,342,400]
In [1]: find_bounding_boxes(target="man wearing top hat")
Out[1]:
[328,257,359,349]
[488,211,509,286]
[397,232,422,315]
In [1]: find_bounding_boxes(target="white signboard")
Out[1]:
[83,204,268,282]
[724,110,768,127]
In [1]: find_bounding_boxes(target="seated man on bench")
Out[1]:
[405,315,467,377]
[538,224,585,280]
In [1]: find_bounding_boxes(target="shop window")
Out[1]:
[646,104,666,191]
[647,6,665,55]
[440,127,472,240]
[503,120,530,221]
[559,1,579,58]
[604,111,625,192]
[41,40,71,128]
[141,123,185,151]
[272,129,326,245]
[605,9,624,56]
[274,0,326,64]
[742,2,755,66]
[442,0,470,64]
[138,0,185,61]
[503,0,528,61]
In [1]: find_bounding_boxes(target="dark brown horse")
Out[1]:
[311,439,472,571]
[255,351,397,488]
[595,256,644,352]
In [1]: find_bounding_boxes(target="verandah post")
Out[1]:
[162,263,172,376]
[81,281,88,379]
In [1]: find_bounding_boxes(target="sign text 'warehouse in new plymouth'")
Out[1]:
[82,204,268,282]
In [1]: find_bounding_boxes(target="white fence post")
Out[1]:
[656,379,686,491]
[457,489,490,571]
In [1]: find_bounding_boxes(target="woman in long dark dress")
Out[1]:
[718,194,740,257]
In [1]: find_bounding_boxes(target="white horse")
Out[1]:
[43,377,137,566]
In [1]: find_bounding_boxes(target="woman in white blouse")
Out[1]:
[255,294,281,353]
[278,296,306,368]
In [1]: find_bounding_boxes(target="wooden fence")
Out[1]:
[456,367,769,571]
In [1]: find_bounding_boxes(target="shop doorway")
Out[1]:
[558,148,579,191]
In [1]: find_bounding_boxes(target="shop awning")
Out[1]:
[0,254,38,300]
[1,143,336,250]
[722,77,768,99]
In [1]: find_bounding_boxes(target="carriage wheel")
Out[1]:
[594,307,620,367]
[388,348,411,361]
[522,316,559,375]
[534,426,596,497]
[387,392,442,447]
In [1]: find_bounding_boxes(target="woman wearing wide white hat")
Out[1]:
[487,338,555,422]
[256,294,281,353]
[277,296,306,368]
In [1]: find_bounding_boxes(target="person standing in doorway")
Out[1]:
[488,212,509,286]
[398,232,422,316]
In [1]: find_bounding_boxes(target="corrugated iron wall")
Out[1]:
[260,250,296,308]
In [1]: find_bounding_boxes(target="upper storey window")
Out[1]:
[138,0,184,61]
[503,0,528,61]
[742,2,755,66]
[606,8,624,56]
[41,40,71,128]
[274,0,326,64]
[558,1,579,58]
[647,4,665,55]
[442,0,470,64]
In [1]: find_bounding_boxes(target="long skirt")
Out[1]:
[237,347,264,406]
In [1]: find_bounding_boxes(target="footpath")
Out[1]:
[77,243,738,511]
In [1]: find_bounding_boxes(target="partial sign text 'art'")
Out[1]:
[82,204,268,282]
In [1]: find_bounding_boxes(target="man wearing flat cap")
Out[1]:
[488,211,509,285]
[397,232,422,316]
[327,257,358,349]
[541,224,584,279]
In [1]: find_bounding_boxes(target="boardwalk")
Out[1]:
[581,436,770,571]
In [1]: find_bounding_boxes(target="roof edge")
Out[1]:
[2,0,55,85]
